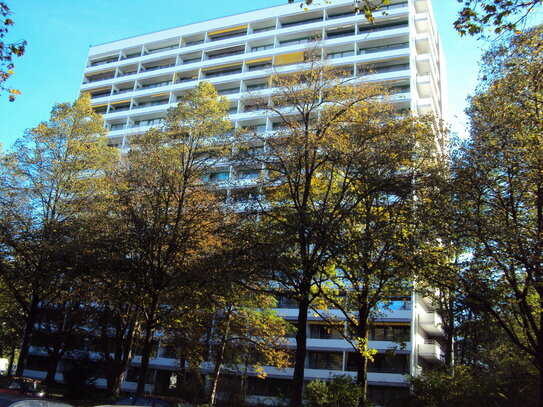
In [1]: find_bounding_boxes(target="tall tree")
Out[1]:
[0,2,25,100]
[0,94,118,375]
[111,81,231,394]
[313,115,445,407]
[242,56,391,407]
[450,25,543,406]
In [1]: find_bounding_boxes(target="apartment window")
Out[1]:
[110,123,125,131]
[247,145,264,155]
[205,68,242,78]
[246,83,268,91]
[183,57,201,64]
[115,87,134,94]
[230,189,259,203]
[309,323,344,339]
[90,56,118,66]
[133,118,163,127]
[248,62,272,71]
[185,39,204,47]
[361,42,409,54]
[327,50,355,59]
[369,324,410,342]
[141,80,172,90]
[328,11,355,20]
[136,99,169,108]
[217,87,240,95]
[208,47,244,60]
[281,17,322,28]
[122,52,142,60]
[144,63,175,72]
[248,377,291,397]
[346,352,409,374]
[359,21,409,33]
[251,44,274,52]
[90,90,111,98]
[308,351,343,370]
[238,169,261,179]
[279,37,310,47]
[126,368,156,384]
[147,44,178,54]
[253,26,275,33]
[118,70,138,77]
[326,28,355,39]
[208,171,230,182]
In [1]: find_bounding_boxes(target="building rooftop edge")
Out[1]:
[87,0,369,56]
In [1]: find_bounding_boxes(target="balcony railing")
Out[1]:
[208,50,244,60]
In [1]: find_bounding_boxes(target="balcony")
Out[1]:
[418,340,443,363]
[419,311,443,335]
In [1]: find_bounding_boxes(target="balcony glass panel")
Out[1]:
[360,42,409,54]
[206,68,242,78]
[308,351,343,370]
[281,17,322,28]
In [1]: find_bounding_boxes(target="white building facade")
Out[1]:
[26,0,447,404]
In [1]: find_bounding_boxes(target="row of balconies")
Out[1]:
[83,31,412,88]
[86,2,410,70]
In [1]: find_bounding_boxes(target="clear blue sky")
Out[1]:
[0,0,485,150]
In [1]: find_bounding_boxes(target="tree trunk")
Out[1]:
[356,316,370,407]
[136,322,155,394]
[290,295,310,407]
[208,311,231,405]
[45,353,61,386]
[107,317,136,399]
[444,293,455,368]
[16,297,39,376]
[7,343,16,377]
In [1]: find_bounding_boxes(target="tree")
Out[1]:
[241,55,394,407]
[450,25,543,406]
[0,93,118,376]
[1,2,25,101]
[313,115,445,407]
[206,292,290,405]
[110,81,231,394]
[454,0,542,36]
[306,375,362,407]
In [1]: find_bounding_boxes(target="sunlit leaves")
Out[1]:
[0,2,26,100]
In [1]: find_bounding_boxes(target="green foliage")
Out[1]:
[306,375,362,407]
[0,2,26,100]
[0,93,118,375]
[454,0,541,36]
[398,363,538,407]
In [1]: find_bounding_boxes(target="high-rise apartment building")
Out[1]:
[25,0,447,404]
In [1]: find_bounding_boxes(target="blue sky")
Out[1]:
[0,0,486,150]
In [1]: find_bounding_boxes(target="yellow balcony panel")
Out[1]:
[202,62,242,71]
[110,99,131,105]
[209,25,247,36]
[86,68,116,76]
[247,57,273,65]
[275,52,305,66]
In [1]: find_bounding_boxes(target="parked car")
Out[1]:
[97,396,184,407]
[0,394,74,407]
[0,379,46,398]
